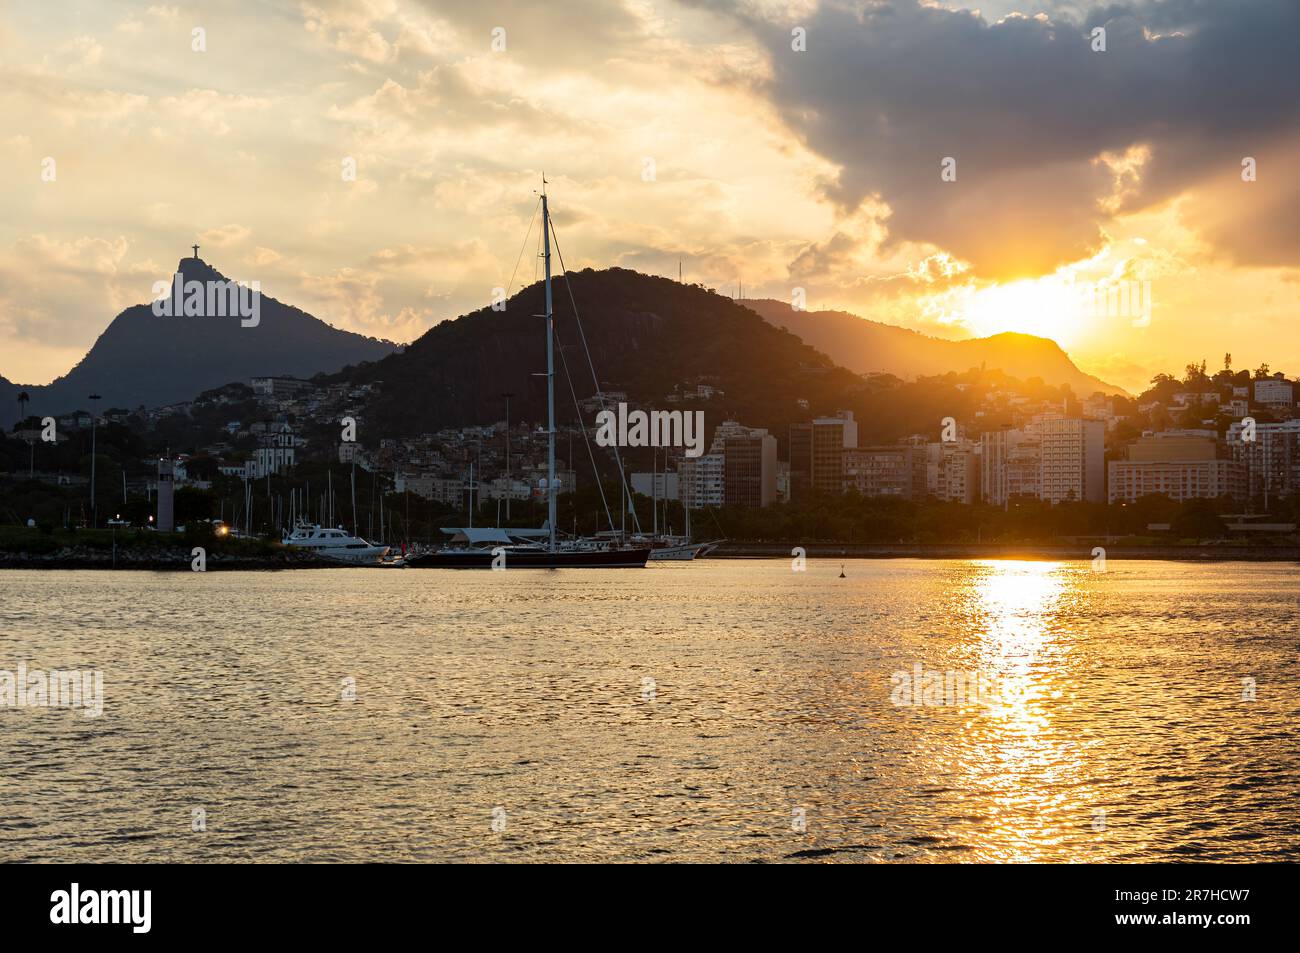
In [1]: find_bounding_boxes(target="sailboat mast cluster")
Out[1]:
[274,184,707,569]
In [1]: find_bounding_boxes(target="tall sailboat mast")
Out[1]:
[542,183,557,552]
[349,181,655,568]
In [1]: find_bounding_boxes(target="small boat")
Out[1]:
[282,521,391,564]
[605,531,717,560]
[647,539,718,561]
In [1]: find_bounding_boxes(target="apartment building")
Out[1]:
[1034,416,1105,503]
[1108,435,1244,503]
[981,429,1042,505]
[678,453,725,508]
[844,445,927,500]
[723,431,778,508]
[935,441,981,504]
[811,411,858,496]
[1227,418,1300,501]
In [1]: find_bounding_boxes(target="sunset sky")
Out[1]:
[1,0,1297,395]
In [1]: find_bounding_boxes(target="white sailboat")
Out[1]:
[410,181,650,569]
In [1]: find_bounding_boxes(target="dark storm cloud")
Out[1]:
[694,0,1300,276]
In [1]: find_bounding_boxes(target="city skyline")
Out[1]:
[2,0,1299,396]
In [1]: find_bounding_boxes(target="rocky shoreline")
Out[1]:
[0,545,343,570]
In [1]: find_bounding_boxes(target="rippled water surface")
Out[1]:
[1,559,1297,862]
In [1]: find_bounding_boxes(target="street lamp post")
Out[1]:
[88,393,102,528]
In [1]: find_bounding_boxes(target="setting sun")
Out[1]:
[969,278,1085,343]
[946,278,1089,348]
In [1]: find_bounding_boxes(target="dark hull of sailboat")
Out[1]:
[409,547,652,569]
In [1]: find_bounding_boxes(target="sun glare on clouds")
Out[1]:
[942,277,1090,347]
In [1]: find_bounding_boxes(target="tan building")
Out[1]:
[1108,435,1244,503]
[1128,434,1220,462]
[1109,459,1244,503]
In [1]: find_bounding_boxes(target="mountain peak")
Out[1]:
[337,265,862,437]
[0,250,396,424]
[174,256,227,285]
[744,299,1127,397]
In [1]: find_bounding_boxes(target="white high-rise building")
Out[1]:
[1033,416,1105,503]
[678,453,725,508]
[931,440,980,504]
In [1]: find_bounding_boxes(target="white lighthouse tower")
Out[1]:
[157,458,175,532]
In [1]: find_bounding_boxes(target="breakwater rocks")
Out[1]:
[0,544,340,570]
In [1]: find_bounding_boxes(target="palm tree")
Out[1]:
[16,390,28,426]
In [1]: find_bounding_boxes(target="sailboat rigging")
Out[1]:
[409,182,651,568]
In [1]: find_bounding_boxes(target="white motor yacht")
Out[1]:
[282,521,391,564]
